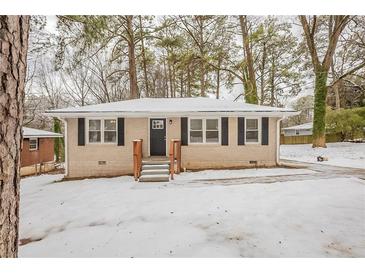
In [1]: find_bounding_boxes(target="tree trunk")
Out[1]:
[216,68,220,99]
[163,59,168,97]
[312,67,328,148]
[269,60,276,106]
[200,58,205,97]
[138,16,149,97]
[187,64,191,97]
[167,56,174,98]
[126,16,138,99]
[180,73,184,97]
[239,15,258,104]
[0,15,30,258]
[259,42,267,105]
[333,81,341,109]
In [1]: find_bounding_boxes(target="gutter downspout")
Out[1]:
[60,118,68,177]
[276,117,284,166]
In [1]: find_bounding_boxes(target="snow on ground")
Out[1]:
[19,168,365,258]
[281,142,365,169]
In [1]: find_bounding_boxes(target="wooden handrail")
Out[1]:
[133,139,143,181]
[169,139,181,180]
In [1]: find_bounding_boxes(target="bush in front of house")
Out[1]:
[326,107,365,141]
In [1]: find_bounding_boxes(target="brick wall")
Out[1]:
[21,138,55,167]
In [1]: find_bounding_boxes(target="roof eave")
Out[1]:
[44,110,299,119]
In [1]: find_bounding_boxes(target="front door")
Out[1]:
[150,118,166,156]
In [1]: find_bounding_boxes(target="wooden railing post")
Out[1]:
[176,140,181,174]
[169,139,182,179]
[133,139,143,181]
[169,140,175,180]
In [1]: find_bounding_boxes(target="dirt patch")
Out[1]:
[324,241,354,257]
[19,237,43,246]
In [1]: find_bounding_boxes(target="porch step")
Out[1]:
[139,174,170,182]
[142,164,169,170]
[141,169,169,176]
[142,160,170,165]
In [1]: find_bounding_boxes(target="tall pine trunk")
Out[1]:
[138,16,149,97]
[126,16,138,99]
[0,15,30,258]
[239,15,258,104]
[312,68,328,147]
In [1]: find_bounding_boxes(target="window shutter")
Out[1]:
[181,117,188,146]
[78,118,85,146]
[221,117,228,145]
[117,118,125,146]
[262,117,269,145]
[237,117,245,145]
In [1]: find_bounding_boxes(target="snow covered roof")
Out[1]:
[45,98,298,118]
[23,127,63,138]
[283,122,313,130]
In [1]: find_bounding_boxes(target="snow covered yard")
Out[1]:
[280,142,365,169]
[19,167,365,258]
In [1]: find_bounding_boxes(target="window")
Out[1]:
[29,138,38,151]
[88,118,117,144]
[152,120,164,129]
[246,118,259,143]
[88,119,101,143]
[104,119,117,143]
[190,119,203,143]
[189,118,220,144]
[206,119,219,143]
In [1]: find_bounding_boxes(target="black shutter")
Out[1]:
[117,118,125,146]
[181,117,188,146]
[262,117,269,145]
[238,117,245,145]
[78,118,85,146]
[221,117,228,145]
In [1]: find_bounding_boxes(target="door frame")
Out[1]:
[148,117,168,157]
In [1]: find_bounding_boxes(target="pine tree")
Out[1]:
[0,15,30,258]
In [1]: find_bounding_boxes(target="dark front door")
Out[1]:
[150,118,166,156]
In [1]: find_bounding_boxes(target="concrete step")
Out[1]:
[142,160,170,165]
[139,174,170,182]
[141,169,169,176]
[142,164,169,170]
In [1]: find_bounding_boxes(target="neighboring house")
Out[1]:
[21,127,63,176]
[282,122,313,136]
[45,98,297,180]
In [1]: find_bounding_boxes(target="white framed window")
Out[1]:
[103,119,117,143]
[87,118,117,144]
[245,118,260,144]
[29,138,38,151]
[189,118,220,144]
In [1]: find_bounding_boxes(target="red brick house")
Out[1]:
[21,127,63,176]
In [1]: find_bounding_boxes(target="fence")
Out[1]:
[280,133,342,145]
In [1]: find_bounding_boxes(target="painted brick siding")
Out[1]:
[65,117,279,178]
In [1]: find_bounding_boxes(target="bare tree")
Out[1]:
[300,15,351,147]
[0,15,30,258]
